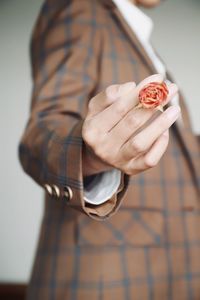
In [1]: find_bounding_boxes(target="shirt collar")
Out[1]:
[112,0,153,43]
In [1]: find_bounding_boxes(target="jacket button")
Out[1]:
[44,184,52,196]
[52,185,60,198]
[63,186,73,202]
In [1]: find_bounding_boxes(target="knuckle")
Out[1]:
[101,151,110,163]
[159,115,169,128]
[94,144,109,162]
[94,144,104,157]
[144,156,157,168]
[82,125,96,146]
[92,143,104,159]
[106,84,119,100]
[92,146,101,158]
[122,161,134,175]
[131,137,145,153]
[104,95,114,106]
[121,164,129,175]
[125,165,137,176]
[115,103,127,116]
[126,114,141,128]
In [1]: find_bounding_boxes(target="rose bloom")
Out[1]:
[138,82,169,109]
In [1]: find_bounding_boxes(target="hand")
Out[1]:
[82,74,180,176]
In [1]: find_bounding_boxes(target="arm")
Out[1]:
[19,0,126,220]
[19,0,180,221]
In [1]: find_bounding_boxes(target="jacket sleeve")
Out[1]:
[18,0,129,220]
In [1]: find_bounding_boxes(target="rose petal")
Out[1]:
[138,82,169,109]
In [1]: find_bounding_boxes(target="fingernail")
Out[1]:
[166,106,181,119]
[118,82,136,95]
[169,83,178,95]
[164,79,172,88]
[106,84,121,99]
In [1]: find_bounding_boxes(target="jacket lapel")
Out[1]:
[112,6,157,74]
[101,0,155,73]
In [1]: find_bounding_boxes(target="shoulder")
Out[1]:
[39,0,109,24]
[32,0,112,44]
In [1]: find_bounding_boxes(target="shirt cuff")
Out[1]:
[83,169,121,205]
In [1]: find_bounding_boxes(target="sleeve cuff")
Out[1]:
[64,120,129,220]
[83,169,121,205]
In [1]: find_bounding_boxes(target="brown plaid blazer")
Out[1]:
[19,0,200,299]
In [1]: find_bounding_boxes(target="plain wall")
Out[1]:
[145,0,200,134]
[0,0,44,283]
[0,0,199,283]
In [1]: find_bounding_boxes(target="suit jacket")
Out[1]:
[19,0,200,299]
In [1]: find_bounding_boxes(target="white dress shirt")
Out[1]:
[84,0,179,205]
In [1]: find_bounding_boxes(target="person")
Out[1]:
[19,0,200,299]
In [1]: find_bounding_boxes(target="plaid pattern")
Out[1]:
[19,0,200,299]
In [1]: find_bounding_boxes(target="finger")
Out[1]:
[136,74,165,99]
[107,83,178,147]
[121,105,180,160]
[162,83,178,107]
[126,130,169,175]
[93,74,164,132]
[87,82,136,118]
[107,106,154,147]
[143,130,169,167]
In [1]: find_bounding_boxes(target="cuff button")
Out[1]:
[44,184,52,196]
[52,185,60,199]
[63,186,73,202]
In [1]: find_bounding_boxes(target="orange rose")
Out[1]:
[138,82,169,109]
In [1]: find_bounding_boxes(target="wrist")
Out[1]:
[82,143,112,176]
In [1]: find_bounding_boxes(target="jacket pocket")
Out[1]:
[76,208,165,247]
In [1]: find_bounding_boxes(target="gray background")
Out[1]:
[0,0,199,283]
